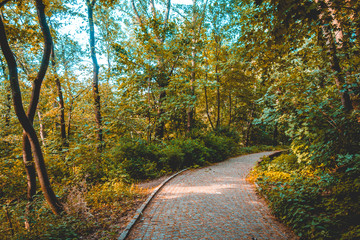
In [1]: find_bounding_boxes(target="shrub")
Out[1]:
[159,144,185,171]
[200,133,236,162]
[167,138,209,167]
[252,153,360,240]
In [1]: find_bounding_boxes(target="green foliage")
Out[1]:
[0,196,90,240]
[109,130,239,179]
[199,132,237,163]
[252,153,360,240]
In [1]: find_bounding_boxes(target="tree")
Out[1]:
[0,0,63,215]
[86,0,102,150]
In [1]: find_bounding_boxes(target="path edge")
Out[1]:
[118,168,189,240]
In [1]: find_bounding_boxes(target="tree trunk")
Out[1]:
[228,92,232,126]
[273,123,278,145]
[245,109,254,147]
[317,0,353,112]
[155,90,166,139]
[187,65,195,133]
[204,85,214,130]
[0,57,11,127]
[86,0,103,151]
[0,0,63,215]
[216,75,221,128]
[67,100,73,140]
[51,48,67,148]
[187,2,198,134]
[147,79,152,142]
[38,111,46,146]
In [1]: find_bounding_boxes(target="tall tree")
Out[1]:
[86,0,102,150]
[131,0,174,139]
[0,0,63,215]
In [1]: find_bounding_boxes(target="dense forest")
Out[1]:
[0,0,359,239]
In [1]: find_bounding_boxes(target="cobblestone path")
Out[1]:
[127,152,296,240]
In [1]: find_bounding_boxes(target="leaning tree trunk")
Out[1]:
[86,0,102,151]
[0,0,63,215]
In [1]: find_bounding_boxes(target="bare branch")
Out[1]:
[164,0,171,23]
[150,0,156,19]
[168,55,180,77]
[131,0,143,26]
[197,0,208,34]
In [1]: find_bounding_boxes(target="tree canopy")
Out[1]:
[0,0,359,238]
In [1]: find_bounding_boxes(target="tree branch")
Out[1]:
[0,0,11,8]
[150,0,156,19]
[164,0,171,23]
[131,0,143,26]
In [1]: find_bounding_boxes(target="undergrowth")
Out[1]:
[251,153,360,239]
[1,128,281,239]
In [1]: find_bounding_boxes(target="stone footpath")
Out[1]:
[127,152,297,240]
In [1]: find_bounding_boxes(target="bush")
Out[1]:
[252,153,360,240]
[159,144,185,171]
[0,196,91,240]
[200,133,237,162]
[110,139,160,180]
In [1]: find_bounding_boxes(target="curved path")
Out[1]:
[127,152,296,240]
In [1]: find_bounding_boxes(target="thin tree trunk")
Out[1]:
[187,1,197,134]
[245,109,254,147]
[38,111,46,146]
[155,90,166,139]
[5,204,14,236]
[22,134,36,229]
[204,85,214,130]
[0,0,63,215]
[86,0,102,151]
[147,79,152,142]
[228,92,232,126]
[216,76,221,128]
[245,121,252,147]
[273,123,278,145]
[51,48,67,147]
[67,100,73,140]
[0,57,11,127]
[187,64,195,133]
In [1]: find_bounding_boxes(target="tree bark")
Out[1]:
[147,79,152,142]
[51,47,67,147]
[228,92,232,126]
[317,0,353,112]
[216,74,221,128]
[155,90,166,139]
[0,57,11,127]
[245,109,254,146]
[86,0,103,151]
[0,0,63,215]
[38,111,46,146]
[187,56,195,133]
[204,85,215,130]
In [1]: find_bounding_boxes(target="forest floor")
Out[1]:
[119,152,298,240]
[85,175,173,239]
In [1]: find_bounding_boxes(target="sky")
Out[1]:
[57,0,195,75]
[172,0,193,4]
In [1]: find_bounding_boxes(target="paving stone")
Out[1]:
[127,152,297,240]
